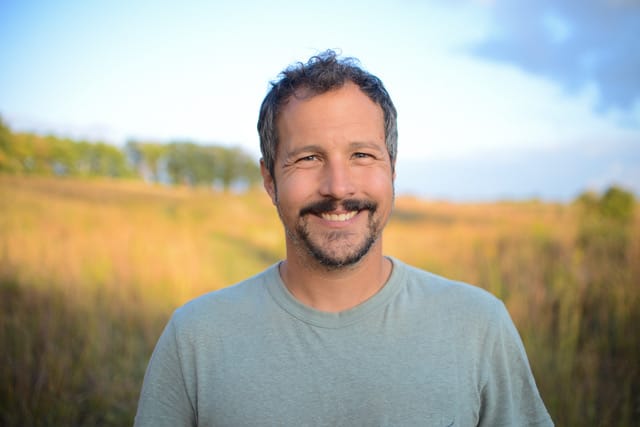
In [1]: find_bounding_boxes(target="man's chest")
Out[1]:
[191,324,478,426]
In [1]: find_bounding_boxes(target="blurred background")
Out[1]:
[1,0,639,426]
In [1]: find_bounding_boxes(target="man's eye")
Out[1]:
[354,152,373,159]
[298,155,318,162]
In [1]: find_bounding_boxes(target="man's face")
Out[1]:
[262,82,395,269]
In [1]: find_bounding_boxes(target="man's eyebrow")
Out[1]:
[349,141,386,152]
[284,144,325,158]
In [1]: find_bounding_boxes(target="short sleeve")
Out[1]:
[478,303,554,427]
[134,317,196,427]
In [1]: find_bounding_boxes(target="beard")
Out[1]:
[280,198,382,270]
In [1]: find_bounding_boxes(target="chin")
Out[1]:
[305,236,378,270]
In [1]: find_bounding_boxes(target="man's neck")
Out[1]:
[279,244,392,313]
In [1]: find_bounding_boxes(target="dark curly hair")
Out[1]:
[257,50,398,179]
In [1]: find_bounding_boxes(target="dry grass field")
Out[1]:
[1,175,638,426]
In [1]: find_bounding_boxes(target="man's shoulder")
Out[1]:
[170,264,278,330]
[394,258,505,317]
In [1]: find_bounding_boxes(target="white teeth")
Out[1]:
[321,211,358,222]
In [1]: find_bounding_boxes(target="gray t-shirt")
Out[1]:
[135,258,553,426]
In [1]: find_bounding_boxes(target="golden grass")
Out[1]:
[1,175,638,426]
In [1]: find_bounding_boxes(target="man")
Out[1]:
[135,50,553,426]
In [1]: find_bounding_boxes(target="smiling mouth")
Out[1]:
[300,199,377,221]
[320,211,358,222]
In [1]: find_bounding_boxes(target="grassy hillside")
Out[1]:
[1,176,638,426]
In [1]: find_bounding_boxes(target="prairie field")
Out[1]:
[1,175,638,426]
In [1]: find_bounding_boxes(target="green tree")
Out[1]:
[0,116,16,172]
[125,141,167,182]
[214,146,260,191]
[166,142,217,186]
[165,142,259,190]
[576,185,635,265]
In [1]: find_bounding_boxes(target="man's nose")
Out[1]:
[318,160,356,200]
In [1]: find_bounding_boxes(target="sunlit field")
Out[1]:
[1,176,638,426]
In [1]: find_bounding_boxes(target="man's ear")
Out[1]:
[260,159,277,205]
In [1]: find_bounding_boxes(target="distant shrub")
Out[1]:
[576,186,635,224]
[575,186,635,265]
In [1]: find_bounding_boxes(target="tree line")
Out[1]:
[0,117,261,191]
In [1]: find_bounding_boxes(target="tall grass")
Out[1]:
[1,176,638,426]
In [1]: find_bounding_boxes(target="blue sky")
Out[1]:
[1,0,638,200]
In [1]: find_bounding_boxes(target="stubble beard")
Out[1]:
[278,198,383,271]
[298,210,380,270]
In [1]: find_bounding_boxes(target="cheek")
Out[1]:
[363,169,394,196]
[275,176,311,211]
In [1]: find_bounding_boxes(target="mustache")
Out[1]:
[299,198,377,217]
